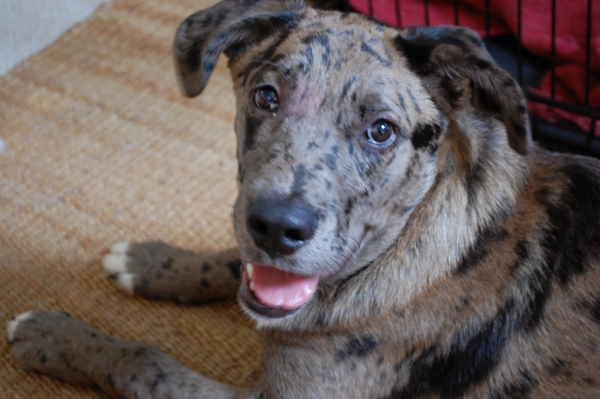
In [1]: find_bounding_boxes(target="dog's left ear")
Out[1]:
[394,26,532,155]
[174,0,304,98]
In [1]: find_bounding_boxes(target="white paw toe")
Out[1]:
[103,242,136,295]
[115,272,135,294]
[7,311,34,341]
[110,241,130,254]
[103,252,129,274]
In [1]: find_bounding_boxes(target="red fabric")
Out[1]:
[349,0,600,136]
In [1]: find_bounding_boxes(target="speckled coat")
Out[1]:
[8,0,600,398]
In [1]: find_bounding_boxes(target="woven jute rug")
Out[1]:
[0,0,262,397]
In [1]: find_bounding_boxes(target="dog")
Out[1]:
[8,0,600,397]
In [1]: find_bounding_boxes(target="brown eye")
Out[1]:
[366,120,396,145]
[254,86,279,111]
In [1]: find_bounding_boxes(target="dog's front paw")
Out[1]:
[103,241,187,300]
[102,241,237,304]
[7,311,105,385]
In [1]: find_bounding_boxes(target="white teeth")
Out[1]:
[249,281,255,291]
[245,263,254,279]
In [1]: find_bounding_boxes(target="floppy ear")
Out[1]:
[174,0,304,97]
[394,26,532,155]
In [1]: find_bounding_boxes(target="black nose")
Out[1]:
[246,196,319,257]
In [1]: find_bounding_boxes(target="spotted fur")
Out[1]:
[8,0,600,397]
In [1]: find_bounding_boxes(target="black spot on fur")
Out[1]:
[503,78,516,87]
[336,336,377,360]
[411,122,443,152]
[511,118,527,137]
[325,151,338,171]
[162,257,174,270]
[585,298,600,325]
[583,377,597,386]
[547,358,572,377]
[225,13,300,61]
[397,93,407,112]
[239,30,293,83]
[302,32,330,49]
[476,87,502,114]
[244,115,263,153]
[515,240,530,264]
[516,104,527,114]
[464,161,485,208]
[393,361,404,373]
[476,59,491,69]
[344,198,354,215]
[227,260,241,280]
[332,262,372,301]
[202,262,211,273]
[183,33,209,74]
[490,370,536,399]
[291,164,307,194]
[150,370,167,392]
[516,268,552,333]
[360,42,392,67]
[393,26,470,73]
[539,164,600,286]
[391,305,511,399]
[455,223,508,275]
[40,353,47,365]
[340,77,357,100]
[407,88,421,114]
[200,279,210,288]
[106,373,115,390]
[359,104,367,119]
[440,78,466,110]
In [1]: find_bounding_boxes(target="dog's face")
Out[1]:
[174,0,530,321]
[229,12,446,319]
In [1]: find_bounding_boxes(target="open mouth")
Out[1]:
[240,262,320,319]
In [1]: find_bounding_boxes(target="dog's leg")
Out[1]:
[8,311,255,399]
[103,242,241,304]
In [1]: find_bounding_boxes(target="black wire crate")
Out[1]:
[321,0,600,157]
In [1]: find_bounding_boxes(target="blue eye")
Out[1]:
[254,86,279,111]
[366,120,396,145]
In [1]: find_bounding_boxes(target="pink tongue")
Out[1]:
[251,264,319,310]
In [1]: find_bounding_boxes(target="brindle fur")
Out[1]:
[8,0,600,397]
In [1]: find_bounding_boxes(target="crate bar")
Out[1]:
[453,0,459,25]
[527,92,600,121]
[368,0,374,18]
[550,0,556,99]
[584,0,592,107]
[395,0,402,27]
[533,118,600,158]
[484,0,490,37]
[516,0,523,85]
[584,0,594,142]
[424,0,430,25]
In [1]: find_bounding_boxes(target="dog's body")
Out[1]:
[8,0,600,397]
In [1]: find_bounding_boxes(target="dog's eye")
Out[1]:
[366,120,396,145]
[254,86,279,112]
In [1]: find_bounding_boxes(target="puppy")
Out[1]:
[9,0,600,397]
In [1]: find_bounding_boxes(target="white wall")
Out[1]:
[0,0,108,76]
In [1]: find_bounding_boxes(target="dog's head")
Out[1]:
[174,0,531,322]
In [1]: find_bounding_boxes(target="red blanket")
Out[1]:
[349,0,600,136]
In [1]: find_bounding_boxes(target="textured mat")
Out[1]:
[0,0,261,397]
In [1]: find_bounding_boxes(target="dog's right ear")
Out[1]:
[394,26,532,155]
[174,0,305,97]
